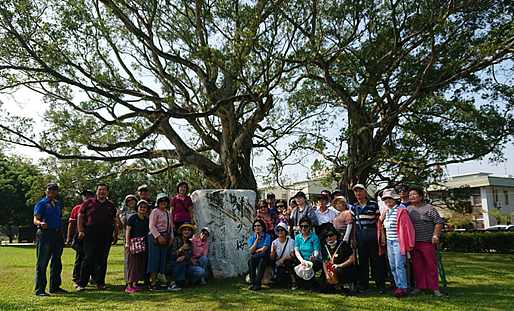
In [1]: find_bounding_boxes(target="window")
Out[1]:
[504,191,509,205]
[494,190,499,202]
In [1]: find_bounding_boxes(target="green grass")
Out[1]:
[0,245,513,310]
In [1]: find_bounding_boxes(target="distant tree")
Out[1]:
[0,153,40,243]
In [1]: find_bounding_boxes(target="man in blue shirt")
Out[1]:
[33,183,67,296]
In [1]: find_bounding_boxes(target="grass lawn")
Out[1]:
[0,245,513,311]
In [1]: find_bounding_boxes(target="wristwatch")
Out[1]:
[432,235,439,239]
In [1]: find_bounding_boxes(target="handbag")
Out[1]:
[354,204,377,242]
[130,236,146,254]
[324,243,342,285]
[379,225,387,247]
[71,234,83,252]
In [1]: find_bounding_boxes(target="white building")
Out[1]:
[426,172,514,229]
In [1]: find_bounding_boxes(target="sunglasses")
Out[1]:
[299,225,309,229]
[325,233,335,238]
[276,228,286,232]
[253,224,262,228]
[139,189,149,192]
[276,205,285,208]
[259,205,268,208]
[182,228,192,231]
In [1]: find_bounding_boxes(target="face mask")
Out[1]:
[327,240,337,246]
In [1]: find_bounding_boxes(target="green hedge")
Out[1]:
[439,232,514,254]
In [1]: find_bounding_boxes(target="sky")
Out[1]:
[3,89,513,189]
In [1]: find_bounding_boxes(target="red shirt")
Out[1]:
[171,195,193,223]
[69,204,82,233]
[80,198,117,228]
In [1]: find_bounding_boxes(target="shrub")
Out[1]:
[439,232,514,254]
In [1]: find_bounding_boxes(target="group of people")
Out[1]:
[33,182,210,296]
[33,180,444,299]
[247,185,444,298]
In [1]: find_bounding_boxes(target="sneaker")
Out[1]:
[125,286,137,293]
[167,284,182,291]
[35,292,50,297]
[433,290,443,297]
[341,288,351,297]
[410,289,424,295]
[50,287,68,294]
[200,278,206,285]
[134,285,143,291]
[291,283,299,291]
[96,285,109,290]
[391,288,400,296]
[309,288,316,293]
[394,288,407,298]
[149,284,162,291]
[357,288,369,293]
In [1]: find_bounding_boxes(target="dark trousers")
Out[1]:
[248,253,271,285]
[356,237,386,290]
[73,249,96,284]
[78,227,113,287]
[35,229,63,294]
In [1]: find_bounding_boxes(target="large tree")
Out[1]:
[0,0,307,190]
[276,0,514,193]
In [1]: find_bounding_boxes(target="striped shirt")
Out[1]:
[384,206,398,241]
[351,200,380,228]
[407,203,444,242]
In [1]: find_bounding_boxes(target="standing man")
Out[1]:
[351,184,387,294]
[76,184,119,291]
[33,182,67,296]
[66,189,95,288]
[321,190,332,207]
[314,194,338,236]
[266,193,279,217]
[398,185,411,208]
[137,184,156,210]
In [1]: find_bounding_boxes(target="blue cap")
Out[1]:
[45,183,58,189]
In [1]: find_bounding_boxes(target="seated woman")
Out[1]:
[188,227,210,285]
[248,219,271,291]
[270,223,297,290]
[166,222,196,291]
[318,225,358,296]
[256,199,275,237]
[332,197,354,243]
[294,218,322,292]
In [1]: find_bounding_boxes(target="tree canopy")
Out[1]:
[273,0,514,192]
[0,0,513,193]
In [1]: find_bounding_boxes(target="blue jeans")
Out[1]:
[35,229,64,294]
[187,264,206,285]
[169,260,187,282]
[387,239,407,290]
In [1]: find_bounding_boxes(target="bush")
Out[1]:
[440,232,514,253]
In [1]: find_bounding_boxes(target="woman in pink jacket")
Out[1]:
[377,188,415,298]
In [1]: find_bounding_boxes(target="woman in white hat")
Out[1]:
[378,188,415,298]
[270,222,297,290]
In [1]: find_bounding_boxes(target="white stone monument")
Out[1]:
[191,189,256,278]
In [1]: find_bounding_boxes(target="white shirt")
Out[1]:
[271,237,294,265]
[315,208,338,225]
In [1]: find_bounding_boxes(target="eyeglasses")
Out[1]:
[253,224,262,228]
[299,225,309,229]
[276,205,285,208]
[325,233,335,238]
[276,229,286,232]
[139,189,149,192]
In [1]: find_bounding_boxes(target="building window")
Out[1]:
[504,191,509,205]
[494,190,498,202]
[472,195,481,205]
